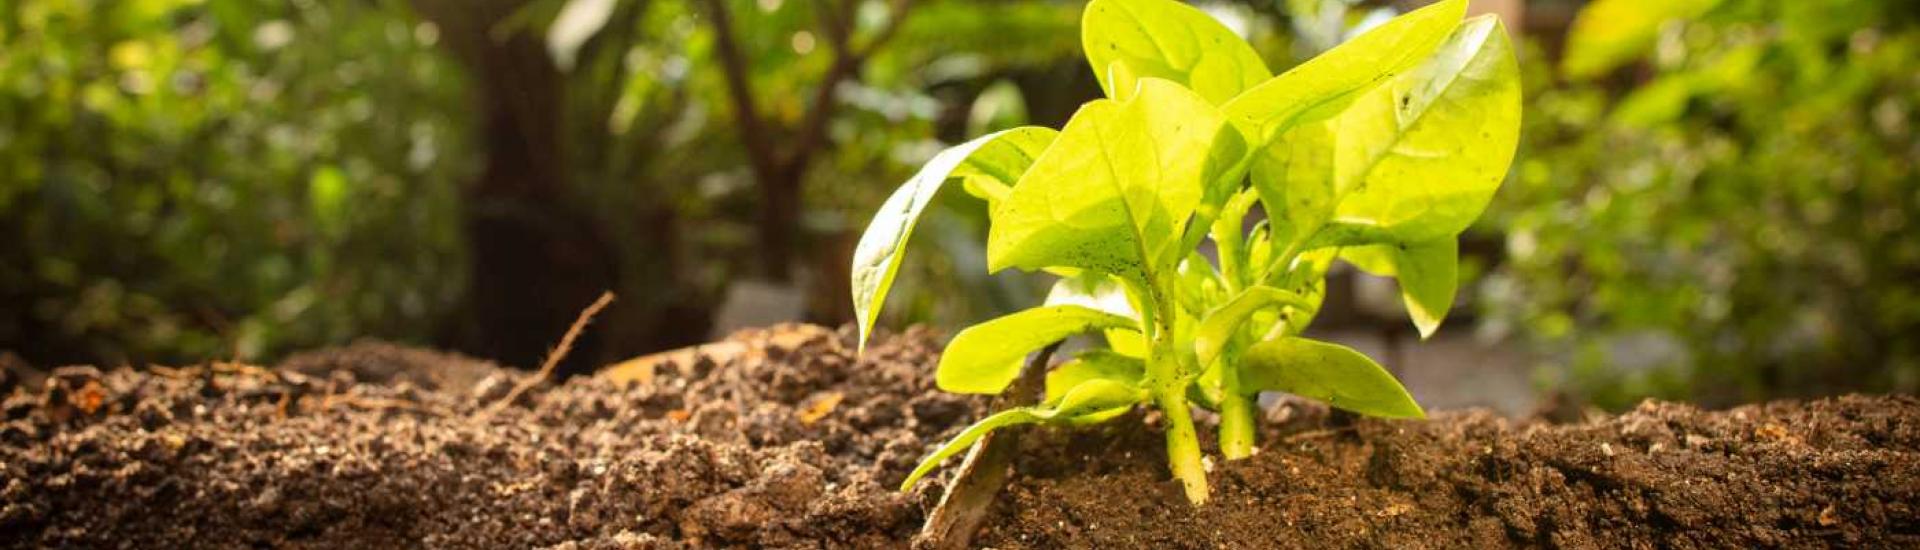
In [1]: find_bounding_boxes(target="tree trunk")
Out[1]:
[414,0,618,373]
[759,171,801,283]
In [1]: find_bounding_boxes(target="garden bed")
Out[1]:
[2,324,1915,548]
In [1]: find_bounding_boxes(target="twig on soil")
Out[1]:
[483,291,615,417]
[915,341,1060,550]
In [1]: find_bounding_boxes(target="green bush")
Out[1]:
[0,0,475,364]
[1481,0,1920,407]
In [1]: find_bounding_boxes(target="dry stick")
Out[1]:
[484,291,616,416]
[915,341,1061,550]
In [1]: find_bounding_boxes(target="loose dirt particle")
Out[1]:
[796,391,844,425]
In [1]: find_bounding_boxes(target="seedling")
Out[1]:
[851,0,1518,505]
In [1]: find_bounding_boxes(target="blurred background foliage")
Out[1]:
[1,0,1914,408]
[0,0,475,364]
[1479,0,1920,407]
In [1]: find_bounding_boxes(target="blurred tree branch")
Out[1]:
[699,0,917,282]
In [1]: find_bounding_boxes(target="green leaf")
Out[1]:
[1174,251,1223,315]
[1045,349,1145,405]
[851,127,1058,353]
[937,305,1139,394]
[1338,245,1398,277]
[954,127,1060,204]
[1241,337,1424,418]
[1561,0,1721,80]
[1326,15,1521,243]
[988,79,1243,283]
[1260,14,1521,249]
[1194,285,1316,368]
[901,378,1144,490]
[1105,328,1147,357]
[1082,0,1272,105]
[1341,239,1458,338]
[1244,220,1272,276]
[1393,239,1456,338]
[1222,0,1465,144]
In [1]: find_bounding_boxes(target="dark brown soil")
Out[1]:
[2,324,1916,548]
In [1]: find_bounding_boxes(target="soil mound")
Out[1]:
[2,325,1914,548]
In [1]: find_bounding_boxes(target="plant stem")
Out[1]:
[1223,319,1300,460]
[1155,386,1209,505]
[1217,359,1257,460]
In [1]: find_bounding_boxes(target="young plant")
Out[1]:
[851,0,1519,505]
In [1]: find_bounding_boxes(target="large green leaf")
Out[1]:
[988,79,1243,283]
[1082,0,1271,106]
[1257,14,1520,250]
[850,127,1058,352]
[937,305,1139,394]
[1241,337,1423,418]
[901,378,1144,490]
[1222,0,1465,144]
[1327,15,1521,243]
[1194,285,1316,368]
[1561,0,1721,80]
[1341,238,1458,338]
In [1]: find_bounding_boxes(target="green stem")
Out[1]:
[1217,358,1257,460]
[1155,385,1209,504]
[1146,300,1208,505]
[1222,318,1302,460]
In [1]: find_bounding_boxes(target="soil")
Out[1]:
[2,324,1916,548]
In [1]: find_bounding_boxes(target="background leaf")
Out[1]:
[1561,0,1723,80]
[547,0,617,71]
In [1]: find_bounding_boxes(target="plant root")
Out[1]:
[915,342,1060,550]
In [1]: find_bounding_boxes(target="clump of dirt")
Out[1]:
[1,324,1916,548]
